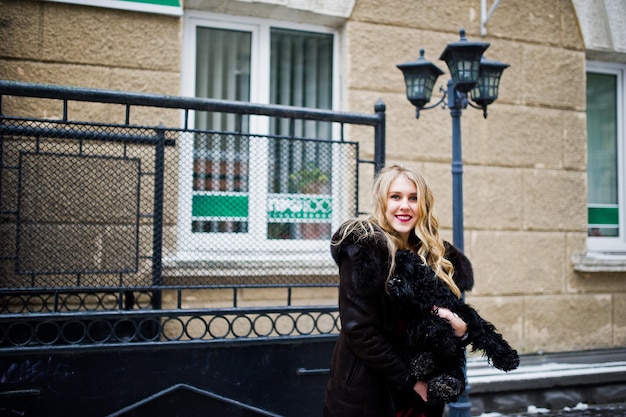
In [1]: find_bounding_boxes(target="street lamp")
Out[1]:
[397,29,509,417]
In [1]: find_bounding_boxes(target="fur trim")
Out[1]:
[444,242,474,292]
[331,220,390,296]
[331,220,475,295]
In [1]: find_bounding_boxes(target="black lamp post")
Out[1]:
[397,29,509,417]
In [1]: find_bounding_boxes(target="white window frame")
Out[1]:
[176,10,344,263]
[586,61,626,254]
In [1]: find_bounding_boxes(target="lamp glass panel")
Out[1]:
[470,84,482,100]
[471,67,504,105]
[404,71,436,105]
[424,75,436,98]
[455,55,481,82]
[485,69,501,97]
[407,74,426,99]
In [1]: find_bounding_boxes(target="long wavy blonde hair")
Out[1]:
[337,164,461,298]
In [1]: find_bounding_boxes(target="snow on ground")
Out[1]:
[468,359,626,383]
[474,402,626,417]
[563,403,589,412]
[477,403,591,417]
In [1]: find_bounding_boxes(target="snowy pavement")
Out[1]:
[465,349,626,416]
[478,402,626,417]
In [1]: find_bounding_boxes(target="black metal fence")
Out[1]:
[0,80,386,352]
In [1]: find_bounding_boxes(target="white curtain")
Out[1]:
[587,72,619,237]
[193,27,251,233]
[268,28,333,195]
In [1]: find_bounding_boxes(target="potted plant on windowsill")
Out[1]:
[288,163,330,194]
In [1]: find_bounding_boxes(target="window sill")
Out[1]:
[162,255,339,285]
[572,252,626,272]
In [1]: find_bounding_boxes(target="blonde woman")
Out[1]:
[323,165,474,417]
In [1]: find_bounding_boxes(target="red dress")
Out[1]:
[396,408,426,417]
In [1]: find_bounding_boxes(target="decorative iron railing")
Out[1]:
[0,80,386,351]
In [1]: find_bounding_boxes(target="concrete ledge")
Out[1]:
[572,253,626,272]
[466,348,626,415]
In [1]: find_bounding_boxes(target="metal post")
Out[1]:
[152,125,165,310]
[446,80,471,417]
[448,80,464,253]
[373,98,386,175]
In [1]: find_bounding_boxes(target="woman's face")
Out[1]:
[385,174,419,242]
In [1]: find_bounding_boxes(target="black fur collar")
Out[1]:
[331,220,474,295]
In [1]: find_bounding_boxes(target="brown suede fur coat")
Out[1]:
[323,221,474,417]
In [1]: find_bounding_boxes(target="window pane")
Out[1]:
[267,28,334,240]
[193,28,251,233]
[196,27,251,106]
[587,72,619,237]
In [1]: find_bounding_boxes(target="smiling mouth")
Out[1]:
[396,215,412,221]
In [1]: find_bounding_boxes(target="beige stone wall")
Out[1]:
[345,0,625,354]
[1,0,625,354]
[0,0,181,125]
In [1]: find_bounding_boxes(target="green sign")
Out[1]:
[588,206,619,226]
[124,0,179,6]
[192,194,249,219]
[46,0,182,16]
[267,194,332,221]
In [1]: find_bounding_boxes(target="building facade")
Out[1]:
[1,0,626,356]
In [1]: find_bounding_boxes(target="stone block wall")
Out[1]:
[0,0,181,126]
[345,0,622,354]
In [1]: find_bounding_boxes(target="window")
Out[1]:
[586,62,625,252]
[179,12,341,259]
